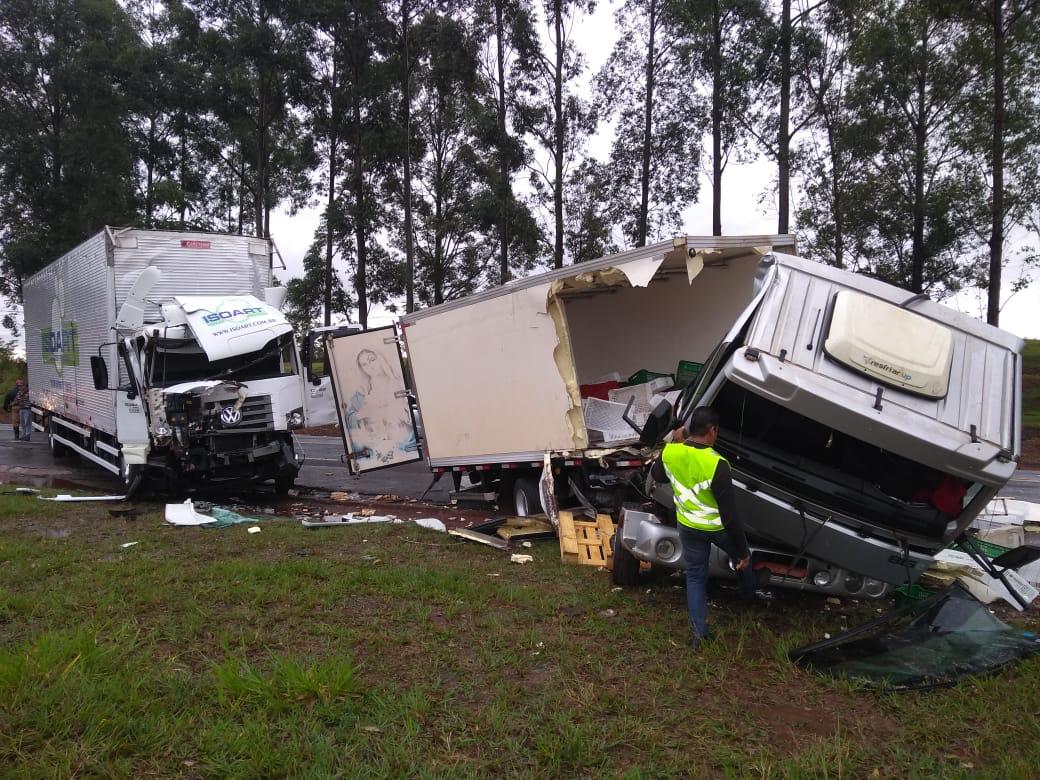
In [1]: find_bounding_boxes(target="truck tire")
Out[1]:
[611,524,641,586]
[513,476,542,516]
[123,464,144,499]
[47,420,68,458]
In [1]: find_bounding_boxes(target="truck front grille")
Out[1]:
[204,395,274,434]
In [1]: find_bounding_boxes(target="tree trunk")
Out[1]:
[711,0,723,236]
[178,116,187,228]
[353,90,368,330]
[910,20,928,294]
[777,0,791,234]
[402,0,416,313]
[987,0,1005,326]
[324,134,337,327]
[552,0,564,268]
[636,0,656,247]
[495,0,511,284]
[826,115,844,269]
[145,116,156,227]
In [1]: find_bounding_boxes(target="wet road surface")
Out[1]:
[0,430,1037,506]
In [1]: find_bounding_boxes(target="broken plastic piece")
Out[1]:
[165,499,215,526]
[120,541,139,548]
[413,518,447,533]
[247,526,261,534]
[448,528,510,550]
[40,494,126,502]
[510,554,534,564]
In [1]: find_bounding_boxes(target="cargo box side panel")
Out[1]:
[404,282,577,461]
[24,232,117,434]
[112,230,271,321]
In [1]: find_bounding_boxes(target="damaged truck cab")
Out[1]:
[25,228,337,495]
[322,235,1023,600]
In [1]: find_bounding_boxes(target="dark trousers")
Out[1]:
[678,524,756,642]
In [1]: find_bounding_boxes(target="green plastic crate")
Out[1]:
[952,539,1010,559]
[895,584,935,607]
[675,360,704,388]
[626,369,673,386]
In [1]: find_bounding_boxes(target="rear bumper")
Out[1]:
[620,509,894,599]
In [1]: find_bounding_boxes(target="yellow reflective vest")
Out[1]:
[661,442,725,532]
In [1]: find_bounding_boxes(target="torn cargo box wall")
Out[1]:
[563,250,762,385]
[402,282,578,461]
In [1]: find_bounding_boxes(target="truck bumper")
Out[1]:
[620,509,894,599]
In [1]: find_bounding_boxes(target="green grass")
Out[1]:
[1023,339,1039,427]
[2,493,1040,776]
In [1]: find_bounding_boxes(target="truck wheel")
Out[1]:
[513,477,542,516]
[611,524,641,586]
[123,464,144,499]
[47,420,68,458]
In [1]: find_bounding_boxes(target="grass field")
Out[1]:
[2,493,1040,777]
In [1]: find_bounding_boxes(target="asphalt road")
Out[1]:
[0,430,1037,506]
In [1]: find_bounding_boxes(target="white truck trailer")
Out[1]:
[319,235,1024,599]
[24,227,337,495]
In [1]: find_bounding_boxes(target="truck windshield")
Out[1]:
[148,334,297,387]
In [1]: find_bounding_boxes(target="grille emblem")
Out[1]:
[220,406,242,426]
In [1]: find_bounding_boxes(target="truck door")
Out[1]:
[324,325,421,475]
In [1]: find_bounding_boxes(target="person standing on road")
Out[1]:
[651,406,759,648]
[3,378,30,440]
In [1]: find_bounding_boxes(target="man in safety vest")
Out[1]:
[651,406,759,647]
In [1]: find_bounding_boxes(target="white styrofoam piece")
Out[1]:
[165,499,214,526]
[582,398,639,443]
[972,498,1040,529]
[40,494,126,502]
[414,517,447,533]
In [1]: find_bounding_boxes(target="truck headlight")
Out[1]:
[813,570,834,587]
[286,409,305,429]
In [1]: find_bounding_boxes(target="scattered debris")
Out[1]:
[362,726,382,734]
[521,541,533,548]
[247,526,261,534]
[930,549,1038,610]
[40,494,126,502]
[208,507,262,528]
[558,510,616,568]
[826,597,841,606]
[15,487,39,494]
[120,541,139,548]
[302,513,396,528]
[165,499,214,526]
[510,553,534,564]
[599,608,617,618]
[494,515,556,542]
[360,508,377,517]
[448,527,510,550]
[330,491,350,501]
[413,517,447,533]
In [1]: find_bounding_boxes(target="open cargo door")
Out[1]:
[325,326,421,475]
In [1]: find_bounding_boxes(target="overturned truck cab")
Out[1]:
[616,249,1022,597]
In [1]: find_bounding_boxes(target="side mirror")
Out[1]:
[90,355,109,391]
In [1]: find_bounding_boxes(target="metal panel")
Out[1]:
[24,231,118,434]
[400,234,797,324]
[745,257,1019,453]
[112,229,272,322]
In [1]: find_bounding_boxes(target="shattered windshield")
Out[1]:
[790,585,1040,690]
[148,334,297,387]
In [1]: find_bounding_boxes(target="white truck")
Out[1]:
[319,235,1024,599]
[24,227,337,495]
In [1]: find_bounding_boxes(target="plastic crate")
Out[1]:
[952,538,1011,559]
[626,369,673,386]
[675,360,704,388]
[894,584,935,607]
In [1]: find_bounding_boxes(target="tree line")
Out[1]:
[1,0,1037,333]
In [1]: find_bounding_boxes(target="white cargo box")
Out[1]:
[23,228,272,435]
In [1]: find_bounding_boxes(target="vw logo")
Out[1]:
[220,406,242,426]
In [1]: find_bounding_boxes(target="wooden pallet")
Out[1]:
[558,510,616,568]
